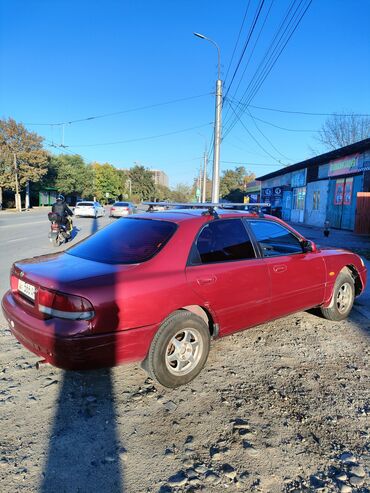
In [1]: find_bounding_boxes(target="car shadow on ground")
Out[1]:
[41,215,126,492]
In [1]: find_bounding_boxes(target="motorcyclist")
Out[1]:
[51,195,73,233]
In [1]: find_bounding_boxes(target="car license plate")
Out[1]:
[18,279,36,300]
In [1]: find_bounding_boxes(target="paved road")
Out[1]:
[0,208,115,323]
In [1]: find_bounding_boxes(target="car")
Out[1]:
[110,201,136,217]
[74,201,105,218]
[2,206,367,388]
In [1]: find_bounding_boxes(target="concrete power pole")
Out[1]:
[202,151,208,202]
[13,152,21,212]
[212,78,222,203]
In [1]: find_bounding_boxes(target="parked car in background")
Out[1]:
[74,201,105,218]
[110,201,136,217]
[1,206,367,388]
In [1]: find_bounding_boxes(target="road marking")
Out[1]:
[0,220,46,229]
[4,236,31,244]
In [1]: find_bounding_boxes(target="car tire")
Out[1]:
[320,269,355,321]
[146,310,210,388]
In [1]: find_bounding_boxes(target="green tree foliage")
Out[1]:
[170,183,194,203]
[219,166,255,201]
[0,118,48,190]
[92,162,122,202]
[129,165,155,201]
[42,154,94,197]
[154,184,171,201]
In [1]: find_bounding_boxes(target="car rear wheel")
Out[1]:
[320,270,355,321]
[146,310,210,388]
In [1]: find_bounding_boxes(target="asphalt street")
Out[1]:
[0,208,115,324]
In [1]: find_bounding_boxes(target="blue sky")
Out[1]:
[1,0,369,187]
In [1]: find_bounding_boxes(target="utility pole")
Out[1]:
[13,152,21,212]
[193,32,222,203]
[202,150,208,202]
[213,77,222,202]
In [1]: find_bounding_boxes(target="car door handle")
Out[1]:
[273,264,287,273]
[197,276,217,285]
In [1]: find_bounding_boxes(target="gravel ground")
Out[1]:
[0,309,369,493]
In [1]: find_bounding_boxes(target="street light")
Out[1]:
[194,32,222,203]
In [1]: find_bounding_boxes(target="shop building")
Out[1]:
[257,138,370,233]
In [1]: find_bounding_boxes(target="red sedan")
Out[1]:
[2,207,367,388]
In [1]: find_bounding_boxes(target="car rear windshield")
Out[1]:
[114,202,129,206]
[67,217,177,264]
[76,202,94,207]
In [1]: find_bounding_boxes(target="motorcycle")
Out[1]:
[48,212,72,247]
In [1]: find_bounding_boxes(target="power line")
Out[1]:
[224,0,266,99]
[248,104,370,117]
[245,107,292,160]
[222,160,280,166]
[63,122,213,148]
[227,99,289,164]
[223,0,252,86]
[223,0,312,139]
[24,93,212,126]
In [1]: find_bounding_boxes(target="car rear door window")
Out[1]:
[248,220,303,257]
[67,218,177,264]
[193,219,256,264]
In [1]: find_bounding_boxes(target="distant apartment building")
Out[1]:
[151,169,169,188]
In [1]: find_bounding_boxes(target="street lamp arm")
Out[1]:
[193,32,221,80]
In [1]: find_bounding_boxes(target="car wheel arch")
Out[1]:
[165,305,217,337]
[346,264,363,297]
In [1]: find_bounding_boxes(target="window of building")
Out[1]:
[292,187,306,210]
[192,219,256,264]
[248,220,303,257]
[312,191,320,210]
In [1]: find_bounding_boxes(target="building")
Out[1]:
[151,169,169,188]
[257,138,370,233]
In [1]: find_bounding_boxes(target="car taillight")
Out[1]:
[122,207,128,210]
[10,274,18,293]
[38,287,95,320]
[111,207,115,211]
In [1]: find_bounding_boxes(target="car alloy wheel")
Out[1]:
[165,327,203,376]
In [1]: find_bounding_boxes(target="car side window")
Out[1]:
[248,220,303,257]
[193,219,256,264]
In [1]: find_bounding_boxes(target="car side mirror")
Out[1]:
[301,239,317,253]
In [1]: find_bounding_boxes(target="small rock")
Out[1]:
[204,471,221,484]
[194,464,207,474]
[186,469,198,480]
[335,473,348,481]
[339,486,352,493]
[163,400,177,412]
[339,453,357,464]
[168,471,187,487]
[131,393,142,401]
[349,465,365,478]
[310,475,326,488]
[104,455,116,463]
[349,475,364,487]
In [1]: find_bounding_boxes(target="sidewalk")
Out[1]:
[288,221,370,319]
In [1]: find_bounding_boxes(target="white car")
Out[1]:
[110,201,136,217]
[74,201,106,218]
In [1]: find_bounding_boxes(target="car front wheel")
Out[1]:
[146,310,210,388]
[320,269,355,321]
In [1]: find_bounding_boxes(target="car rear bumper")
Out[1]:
[110,211,130,217]
[2,291,158,371]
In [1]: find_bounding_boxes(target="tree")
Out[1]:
[91,162,122,202]
[42,154,94,198]
[316,113,370,151]
[0,118,48,209]
[219,166,255,200]
[154,184,171,202]
[129,165,155,201]
[170,183,193,203]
